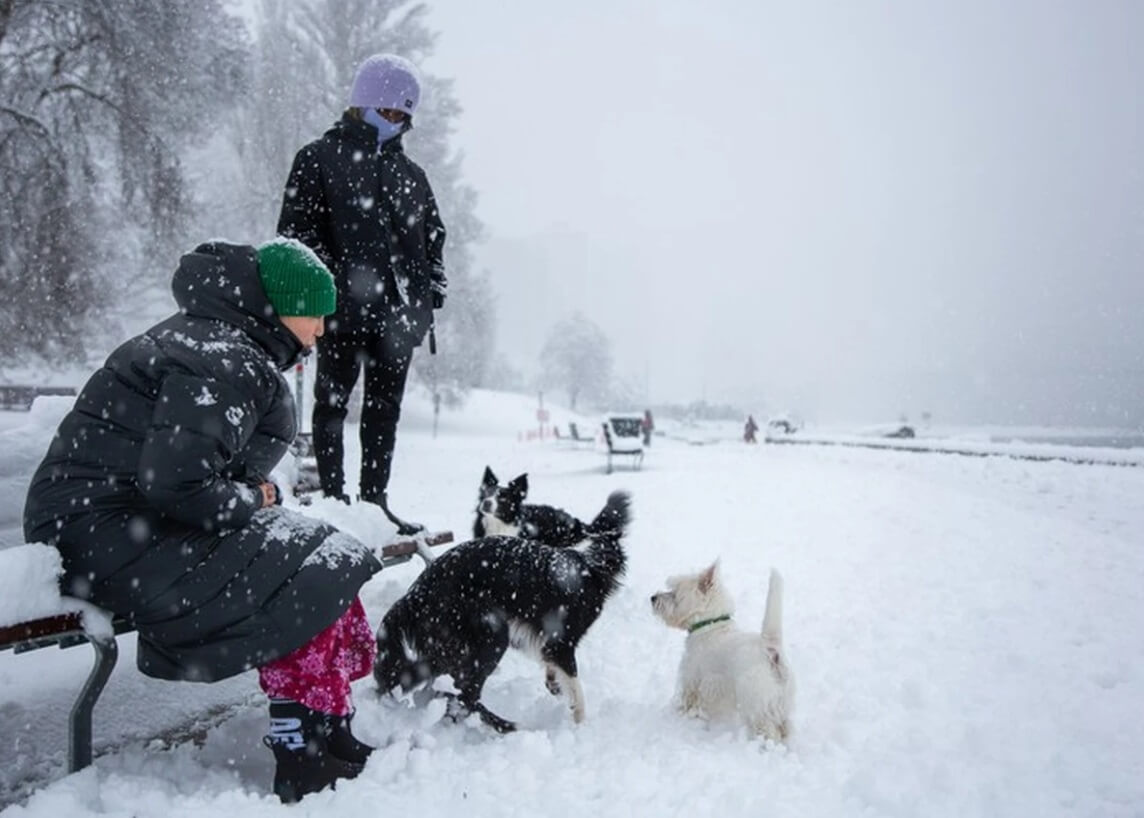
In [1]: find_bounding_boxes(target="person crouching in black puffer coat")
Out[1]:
[23,239,386,803]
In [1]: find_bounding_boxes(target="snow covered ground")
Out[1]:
[2,389,1143,817]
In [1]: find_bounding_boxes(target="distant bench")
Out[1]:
[552,423,596,448]
[0,531,454,774]
[602,416,644,474]
[0,385,77,412]
[568,422,594,443]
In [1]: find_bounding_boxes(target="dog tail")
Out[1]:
[761,569,784,650]
[581,491,631,587]
[587,490,631,537]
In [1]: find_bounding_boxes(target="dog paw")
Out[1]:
[443,695,468,722]
[545,673,562,696]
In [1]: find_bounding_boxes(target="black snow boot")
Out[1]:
[263,699,363,803]
[322,710,374,765]
[363,492,424,536]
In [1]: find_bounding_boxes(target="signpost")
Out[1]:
[537,392,549,438]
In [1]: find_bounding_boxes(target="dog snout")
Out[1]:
[480,499,493,513]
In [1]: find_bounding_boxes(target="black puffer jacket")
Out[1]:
[23,242,382,682]
[277,114,447,337]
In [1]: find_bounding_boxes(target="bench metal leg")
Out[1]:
[69,635,118,772]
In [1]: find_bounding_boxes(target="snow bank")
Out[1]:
[0,397,76,548]
[399,386,593,440]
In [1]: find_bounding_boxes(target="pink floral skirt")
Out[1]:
[257,597,376,715]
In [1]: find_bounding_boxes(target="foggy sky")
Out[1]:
[425,0,1142,425]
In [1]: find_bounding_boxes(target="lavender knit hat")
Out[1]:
[349,54,421,116]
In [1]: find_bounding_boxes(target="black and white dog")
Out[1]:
[375,490,632,732]
[473,466,588,547]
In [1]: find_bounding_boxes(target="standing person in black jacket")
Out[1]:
[277,53,446,535]
[24,240,383,803]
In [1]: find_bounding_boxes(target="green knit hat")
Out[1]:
[256,238,337,317]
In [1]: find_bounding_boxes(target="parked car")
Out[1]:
[766,415,801,435]
[884,425,916,439]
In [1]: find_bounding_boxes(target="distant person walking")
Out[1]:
[744,414,759,443]
[642,408,655,446]
[277,53,446,534]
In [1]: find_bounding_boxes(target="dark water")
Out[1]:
[988,434,1144,450]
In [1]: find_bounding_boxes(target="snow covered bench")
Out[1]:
[0,545,124,774]
[0,384,77,412]
[602,414,645,474]
[0,532,454,774]
[557,421,596,449]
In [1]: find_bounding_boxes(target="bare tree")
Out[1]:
[539,312,614,411]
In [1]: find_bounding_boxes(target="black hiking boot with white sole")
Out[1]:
[264,700,363,803]
[322,710,375,765]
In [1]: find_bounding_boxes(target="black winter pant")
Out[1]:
[312,327,418,503]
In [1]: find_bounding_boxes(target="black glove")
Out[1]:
[429,265,446,310]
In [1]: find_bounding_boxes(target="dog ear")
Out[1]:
[509,473,528,497]
[482,466,497,488]
[698,560,720,593]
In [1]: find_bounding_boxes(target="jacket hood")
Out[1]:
[171,241,304,370]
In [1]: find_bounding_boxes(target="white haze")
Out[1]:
[421,0,1144,426]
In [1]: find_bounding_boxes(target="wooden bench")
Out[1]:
[0,530,453,773]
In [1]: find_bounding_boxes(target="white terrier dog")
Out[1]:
[651,561,794,741]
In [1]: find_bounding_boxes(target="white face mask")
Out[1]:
[362,108,404,147]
